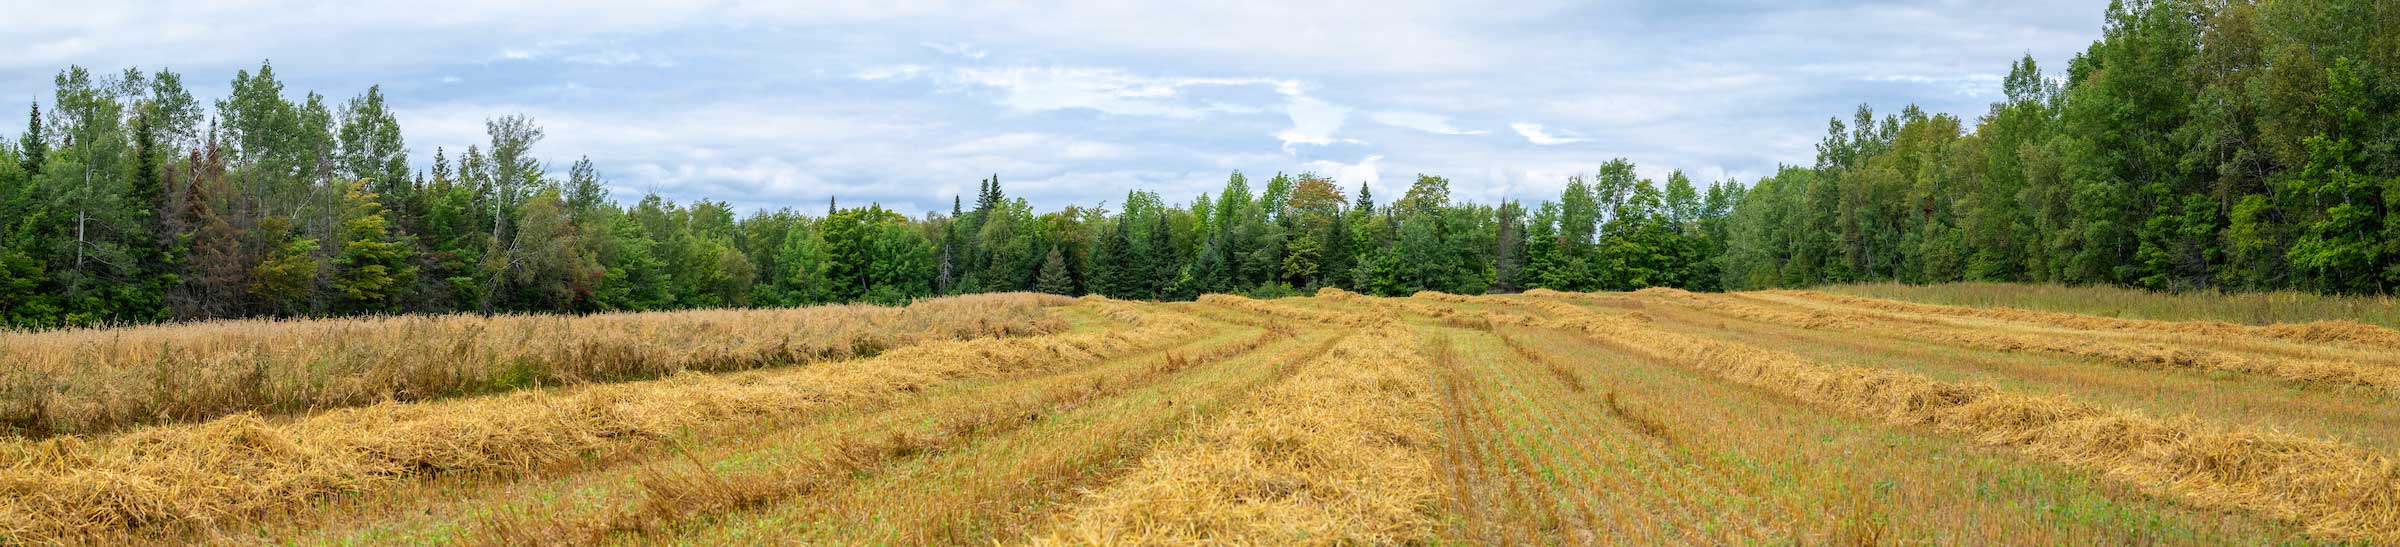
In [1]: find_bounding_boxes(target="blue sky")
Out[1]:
[1,0,2103,214]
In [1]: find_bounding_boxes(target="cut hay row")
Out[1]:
[1440,327,1784,543]
[1032,319,1444,545]
[1777,290,2400,351]
[0,301,1191,545]
[1197,293,1382,326]
[0,293,1072,437]
[1744,290,2400,375]
[468,316,1293,545]
[710,328,1352,545]
[1510,292,2400,543]
[1403,291,1532,328]
[1409,290,1477,303]
[1630,288,2400,395]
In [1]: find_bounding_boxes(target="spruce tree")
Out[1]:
[1035,247,1074,295]
[17,104,43,176]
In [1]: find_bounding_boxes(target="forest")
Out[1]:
[0,0,2394,329]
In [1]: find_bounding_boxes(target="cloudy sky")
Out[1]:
[2,1,2103,214]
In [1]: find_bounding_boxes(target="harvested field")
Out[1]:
[7,287,2397,544]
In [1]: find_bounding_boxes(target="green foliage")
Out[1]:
[247,218,320,316]
[8,7,2400,330]
[332,180,415,313]
[1035,247,1075,295]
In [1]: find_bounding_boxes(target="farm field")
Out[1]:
[6,287,2399,544]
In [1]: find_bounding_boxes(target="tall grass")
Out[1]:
[0,293,1071,437]
[1820,282,2400,329]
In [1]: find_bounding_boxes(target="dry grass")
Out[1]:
[1627,288,2400,395]
[1033,318,1445,545]
[1511,292,2400,542]
[468,316,1295,545]
[1821,282,2400,330]
[1784,289,2400,351]
[0,293,1071,437]
[1198,293,1382,326]
[0,299,1181,545]
[3,286,2385,543]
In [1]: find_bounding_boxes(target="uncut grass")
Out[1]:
[1591,292,2400,453]
[661,322,1347,544]
[0,293,1069,437]
[1630,288,2400,396]
[240,305,1260,545]
[1822,281,2400,331]
[0,299,1185,545]
[1507,292,2400,542]
[1470,319,2312,544]
[1031,319,1444,546]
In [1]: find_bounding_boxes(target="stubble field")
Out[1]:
[5,286,2398,545]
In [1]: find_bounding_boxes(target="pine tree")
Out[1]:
[1035,247,1074,295]
[1090,220,1133,298]
[16,104,43,176]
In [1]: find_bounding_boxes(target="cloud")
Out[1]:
[0,0,2112,214]
[1369,111,1485,135]
[921,41,987,60]
[1275,94,1351,153]
[951,66,1296,119]
[1303,155,1383,189]
[1509,123,1588,146]
[854,64,928,81]
[1862,72,2006,97]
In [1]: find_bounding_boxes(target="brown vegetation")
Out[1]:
[1511,292,2400,542]
[0,293,1069,437]
[0,299,1171,544]
[4,285,2389,544]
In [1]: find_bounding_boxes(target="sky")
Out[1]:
[0,0,2105,215]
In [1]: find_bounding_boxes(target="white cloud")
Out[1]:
[921,41,987,60]
[937,132,1127,161]
[0,0,2112,213]
[953,66,1294,119]
[1275,95,1350,153]
[1303,155,1382,189]
[1509,123,1588,145]
[1369,111,1485,135]
[854,64,928,81]
[1863,72,2006,97]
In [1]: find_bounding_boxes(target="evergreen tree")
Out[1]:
[331,179,415,312]
[16,104,44,176]
[1035,247,1074,295]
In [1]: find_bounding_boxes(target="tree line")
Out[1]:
[2,0,2395,329]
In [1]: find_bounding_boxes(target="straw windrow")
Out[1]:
[1510,291,2400,542]
[0,300,1190,544]
[1033,317,1444,545]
